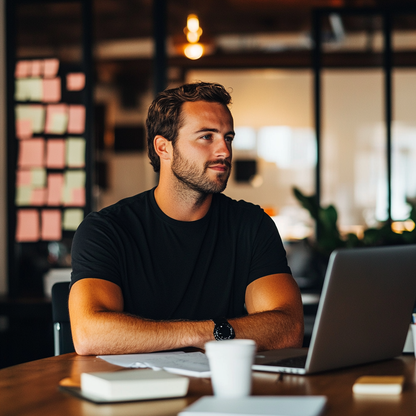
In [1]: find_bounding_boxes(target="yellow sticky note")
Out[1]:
[15,105,45,134]
[15,186,33,206]
[63,209,84,231]
[31,168,47,187]
[66,137,85,167]
[45,104,68,134]
[65,170,86,188]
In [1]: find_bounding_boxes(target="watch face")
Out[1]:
[214,322,235,340]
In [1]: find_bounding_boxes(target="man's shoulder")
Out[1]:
[97,189,153,216]
[215,193,264,214]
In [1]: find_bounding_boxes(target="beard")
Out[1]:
[171,145,231,195]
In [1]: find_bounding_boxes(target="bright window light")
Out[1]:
[234,127,256,150]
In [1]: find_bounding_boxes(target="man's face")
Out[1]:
[171,100,234,194]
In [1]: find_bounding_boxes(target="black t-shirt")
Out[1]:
[71,189,291,320]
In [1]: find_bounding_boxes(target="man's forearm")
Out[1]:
[72,311,214,355]
[230,310,304,351]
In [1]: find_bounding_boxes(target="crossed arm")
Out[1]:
[68,273,304,356]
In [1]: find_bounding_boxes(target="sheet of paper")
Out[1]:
[47,173,64,206]
[63,209,84,231]
[43,78,61,103]
[41,209,62,241]
[17,138,45,168]
[98,352,211,378]
[67,105,85,134]
[15,60,31,78]
[66,73,85,91]
[43,58,60,78]
[31,168,47,187]
[45,104,68,134]
[46,139,66,169]
[15,105,45,134]
[64,170,86,188]
[97,352,185,367]
[66,137,85,167]
[15,209,40,242]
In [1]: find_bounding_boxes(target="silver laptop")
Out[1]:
[253,245,416,375]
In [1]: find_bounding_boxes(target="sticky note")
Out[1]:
[43,78,61,102]
[15,60,31,78]
[63,209,84,231]
[47,173,64,206]
[45,104,68,134]
[30,188,46,206]
[43,58,60,78]
[63,187,85,206]
[15,79,43,101]
[67,105,85,134]
[17,138,45,168]
[66,137,85,167]
[46,139,66,169]
[66,73,85,91]
[41,209,62,241]
[31,168,47,187]
[15,119,33,140]
[31,60,43,77]
[15,186,32,206]
[16,170,32,186]
[64,170,85,188]
[15,105,45,134]
[15,209,40,242]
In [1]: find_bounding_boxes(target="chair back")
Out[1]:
[51,282,75,355]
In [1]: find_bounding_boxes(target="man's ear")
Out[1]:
[154,135,172,162]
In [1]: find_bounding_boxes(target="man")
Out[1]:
[69,82,304,355]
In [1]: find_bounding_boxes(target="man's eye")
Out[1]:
[225,136,234,142]
[201,134,212,140]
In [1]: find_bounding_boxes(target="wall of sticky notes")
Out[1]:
[13,58,88,243]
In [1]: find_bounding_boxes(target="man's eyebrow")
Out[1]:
[194,128,235,136]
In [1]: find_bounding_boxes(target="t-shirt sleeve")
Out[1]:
[70,213,122,289]
[247,211,291,285]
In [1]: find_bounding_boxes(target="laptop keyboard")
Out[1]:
[269,355,307,368]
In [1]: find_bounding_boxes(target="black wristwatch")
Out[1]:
[212,318,235,341]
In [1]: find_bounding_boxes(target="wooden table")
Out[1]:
[1,353,416,416]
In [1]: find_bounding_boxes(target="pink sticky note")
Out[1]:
[15,209,40,242]
[31,60,43,77]
[64,188,85,207]
[16,170,32,186]
[41,209,62,241]
[30,188,46,206]
[67,105,85,134]
[47,173,64,206]
[66,73,85,91]
[16,119,33,140]
[46,139,65,169]
[43,78,61,103]
[43,58,60,78]
[15,61,31,78]
[17,138,45,168]
[45,104,68,134]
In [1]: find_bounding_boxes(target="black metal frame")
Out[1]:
[5,0,93,297]
[312,7,416,223]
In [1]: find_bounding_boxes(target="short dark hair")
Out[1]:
[146,81,232,172]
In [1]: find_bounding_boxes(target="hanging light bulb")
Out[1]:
[187,14,199,33]
[184,43,204,60]
[183,13,205,60]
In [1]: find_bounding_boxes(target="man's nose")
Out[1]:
[214,137,231,159]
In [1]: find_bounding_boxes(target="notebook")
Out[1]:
[253,245,416,375]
